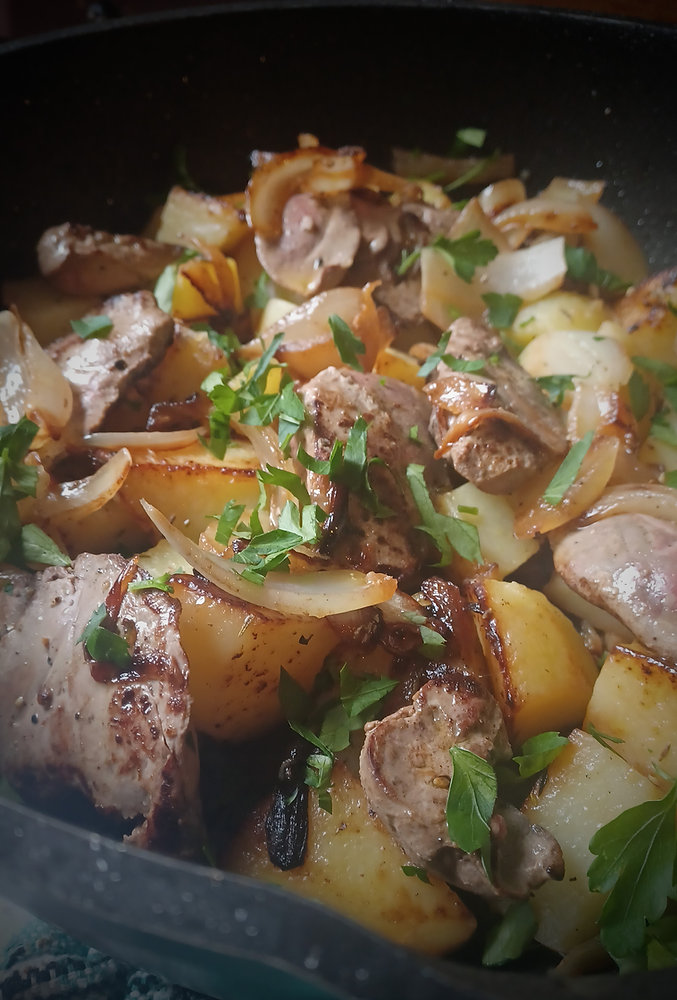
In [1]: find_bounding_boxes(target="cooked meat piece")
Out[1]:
[256,186,456,306]
[298,366,449,586]
[0,553,201,854]
[47,291,174,432]
[552,513,677,661]
[255,192,361,296]
[425,317,568,493]
[37,222,182,297]
[373,277,441,351]
[359,673,563,899]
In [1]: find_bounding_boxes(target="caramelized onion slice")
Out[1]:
[43,448,132,519]
[141,500,397,617]
[579,483,677,526]
[84,428,204,450]
[484,237,567,302]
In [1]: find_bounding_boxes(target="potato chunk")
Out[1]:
[225,761,476,954]
[584,644,677,786]
[523,729,662,955]
[171,574,338,741]
[467,578,598,745]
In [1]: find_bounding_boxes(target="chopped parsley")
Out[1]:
[406,463,482,565]
[482,292,522,331]
[401,864,432,884]
[628,368,652,421]
[512,731,569,778]
[588,777,677,968]
[446,746,497,857]
[417,328,488,379]
[77,603,131,668]
[536,374,575,407]
[0,417,70,567]
[128,572,175,594]
[541,431,594,506]
[70,314,113,340]
[564,245,629,297]
[245,271,274,311]
[328,313,365,371]
[482,900,537,967]
[398,231,498,281]
[154,248,200,313]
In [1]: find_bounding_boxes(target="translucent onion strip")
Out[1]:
[579,483,677,526]
[43,448,132,519]
[141,499,397,618]
[83,428,204,450]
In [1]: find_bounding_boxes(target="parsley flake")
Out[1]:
[70,314,113,340]
[541,431,594,506]
[482,292,522,330]
[77,603,131,668]
[564,245,629,297]
[512,731,569,778]
[406,463,482,564]
[328,313,365,371]
[446,746,497,856]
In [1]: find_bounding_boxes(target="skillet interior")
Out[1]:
[1,3,676,998]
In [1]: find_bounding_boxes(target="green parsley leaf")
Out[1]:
[397,247,422,276]
[431,231,498,283]
[443,150,500,193]
[193,322,241,362]
[328,314,365,371]
[77,603,131,668]
[452,127,486,152]
[665,470,677,488]
[278,666,312,723]
[650,414,677,448]
[536,374,575,408]
[646,915,677,970]
[406,463,482,564]
[128,572,174,594]
[588,779,677,963]
[419,624,447,659]
[401,864,431,884]
[482,292,522,330]
[586,723,625,751]
[628,369,651,421]
[277,381,306,453]
[20,524,71,567]
[305,752,334,813]
[482,900,537,967]
[214,500,246,546]
[632,356,677,387]
[257,465,311,507]
[513,732,569,778]
[446,746,497,855]
[174,144,199,191]
[541,430,594,506]
[245,271,273,310]
[70,314,114,340]
[417,328,487,379]
[338,663,398,719]
[564,245,629,297]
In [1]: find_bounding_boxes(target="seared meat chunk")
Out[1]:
[552,513,677,661]
[38,222,181,297]
[359,673,563,899]
[47,291,174,432]
[425,318,567,493]
[0,553,200,853]
[298,366,448,586]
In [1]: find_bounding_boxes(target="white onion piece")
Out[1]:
[247,286,364,352]
[544,572,634,642]
[478,178,527,217]
[579,483,677,526]
[83,428,203,450]
[519,329,633,388]
[0,309,73,445]
[540,177,605,205]
[484,237,567,302]
[43,448,132,519]
[141,500,397,618]
[231,419,293,476]
[493,197,597,236]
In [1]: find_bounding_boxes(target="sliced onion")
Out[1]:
[247,146,418,241]
[240,284,393,379]
[540,177,605,204]
[484,236,567,302]
[0,309,73,445]
[83,427,204,450]
[477,178,527,217]
[43,448,132,519]
[579,483,677,526]
[141,499,397,617]
[514,433,619,538]
[493,196,597,236]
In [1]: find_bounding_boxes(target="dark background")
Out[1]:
[1,0,676,40]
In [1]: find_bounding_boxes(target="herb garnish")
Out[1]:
[77,603,131,668]
[328,313,365,371]
[398,231,497,281]
[154,248,200,313]
[446,746,497,857]
[564,245,629,297]
[541,430,594,506]
[70,314,114,340]
[406,463,482,564]
[0,417,70,567]
[536,374,575,407]
[512,732,569,778]
[482,292,522,331]
[128,572,175,594]
[417,328,487,379]
[401,864,432,884]
[588,777,677,967]
[482,900,537,967]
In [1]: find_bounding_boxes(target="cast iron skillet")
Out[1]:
[1,3,676,998]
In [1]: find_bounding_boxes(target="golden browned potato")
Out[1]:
[467,578,598,745]
[170,574,339,741]
[523,729,663,955]
[584,643,677,787]
[225,760,477,954]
